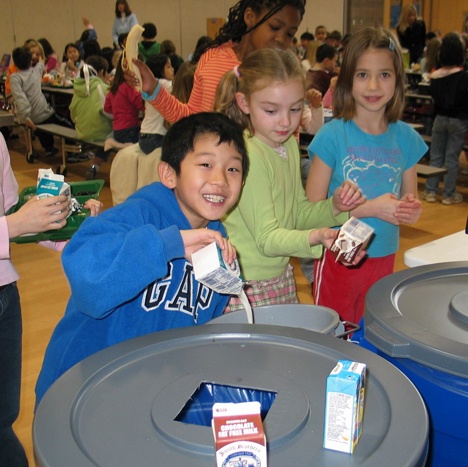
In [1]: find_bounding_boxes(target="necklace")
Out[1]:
[273,144,288,160]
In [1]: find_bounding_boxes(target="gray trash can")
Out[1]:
[34,324,428,466]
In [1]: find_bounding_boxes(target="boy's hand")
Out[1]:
[332,180,365,214]
[6,195,70,238]
[181,229,237,264]
[123,58,158,95]
[395,193,422,224]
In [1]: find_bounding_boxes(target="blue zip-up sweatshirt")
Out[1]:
[36,183,228,404]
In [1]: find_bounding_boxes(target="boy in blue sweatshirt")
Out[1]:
[36,112,249,405]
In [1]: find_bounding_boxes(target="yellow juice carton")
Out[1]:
[192,241,243,295]
[323,360,366,453]
[212,401,267,467]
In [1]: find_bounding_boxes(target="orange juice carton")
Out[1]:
[192,241,243,295]
[330,217,374,264]
[36,168,72,217]
[212,401,267,467]
[323,360,366,454]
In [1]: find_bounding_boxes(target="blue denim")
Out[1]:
[425,116,468,197]
[138,133,164,155]
[114,126,140,144]
[0,283,28,466]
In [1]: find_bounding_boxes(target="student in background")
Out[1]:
[314,25,327,42]
[419,37,441,74]
[160,39,184,74]
[35,112,249,405]
[126,0,306,124]
[138,54,174,154]
[214,48,364,311]
[138,23,161,62]
[69,56,113,180]
[301,39,321,72]
[38,38,60,73]
[298,31,314,59]
[112,0,138,49]
[9,47,71,157]
[306,27,425,325]
[423,33,468,205]
[76,17,98,59]
[305,43,338,96]
[105,55,144,144]
[60,43,83,79]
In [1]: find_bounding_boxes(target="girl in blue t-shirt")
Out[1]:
[306,27,427,325]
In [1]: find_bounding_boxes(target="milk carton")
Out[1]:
[323,360,366,453]
[330,217,374,264]
[36,169,72,218]
[212,401,267,467]
[192,242,243,295]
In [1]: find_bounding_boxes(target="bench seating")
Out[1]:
[415,163,448,178]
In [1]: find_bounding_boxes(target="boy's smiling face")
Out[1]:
[160,134,244,229]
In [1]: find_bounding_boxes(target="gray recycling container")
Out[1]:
[34,324,428,466]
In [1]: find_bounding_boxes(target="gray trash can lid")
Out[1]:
[34,324,428,467]
[365,261,468,377]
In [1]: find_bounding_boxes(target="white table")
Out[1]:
[404,230,468,267]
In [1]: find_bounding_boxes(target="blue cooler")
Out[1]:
[357,261,468,466]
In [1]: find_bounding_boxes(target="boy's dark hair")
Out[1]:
[316,43,337,62]
[146,54,170,79]
[83,40,102,60]
[12,47,32,70]
[426,31,437,41]
[161,112,249,179]
[192,0,306,62]
[327,30,342,42]
[300,31,314,41]
[142,23,157,40]
[160,40,176,55]
[79,55,109,77]
[438,32,464,67]
[101,47,115,73]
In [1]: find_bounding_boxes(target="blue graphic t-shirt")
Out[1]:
[309,119,427,257]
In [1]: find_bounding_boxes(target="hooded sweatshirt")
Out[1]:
[35,183,229,404]
[70,75,112,140]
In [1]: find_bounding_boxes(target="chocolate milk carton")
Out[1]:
[212,401,267,467]
[323,360,366,454]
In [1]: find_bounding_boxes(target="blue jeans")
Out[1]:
[0,283,28,466]
[114,126,140,144]
[138,133,164,155]
[425,115,468,197]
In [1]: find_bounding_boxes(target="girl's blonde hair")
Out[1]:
[303,40,321,68]
[214,48,305,135]
[396,4,417,35]
[333,27,405,123]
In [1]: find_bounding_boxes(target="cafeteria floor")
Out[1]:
[4,131,468,464]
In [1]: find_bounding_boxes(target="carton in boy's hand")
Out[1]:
[192,241,244,295]
[330,217,374,264]
[36,168,72,218]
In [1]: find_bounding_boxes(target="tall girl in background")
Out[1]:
[306,27,426,325]
[127,0,306,124]
[105,55,144,144]
[138,54,174,154]
[214,48,364,311]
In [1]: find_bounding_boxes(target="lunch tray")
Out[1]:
[8,180,104,243]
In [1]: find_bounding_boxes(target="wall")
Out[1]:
[1,0,345,61]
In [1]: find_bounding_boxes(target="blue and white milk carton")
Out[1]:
[323,360,366,453]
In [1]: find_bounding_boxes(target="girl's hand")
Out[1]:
[83,199,103,217]
[305,88,322,109]
[332,180,365,214]
[180,229,236,264]
[6,195,70,238]
[395,193,422,224]
[123,58,159,95]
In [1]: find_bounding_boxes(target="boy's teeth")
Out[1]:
[204,194,225,203]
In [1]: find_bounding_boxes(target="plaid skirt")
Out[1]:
[225,265,299,313]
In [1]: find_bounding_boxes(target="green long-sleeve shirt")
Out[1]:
[223,133,348,281]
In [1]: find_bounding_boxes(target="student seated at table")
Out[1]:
[305,43,338,96]
[35,112,249,405]
[9,46,71,157]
